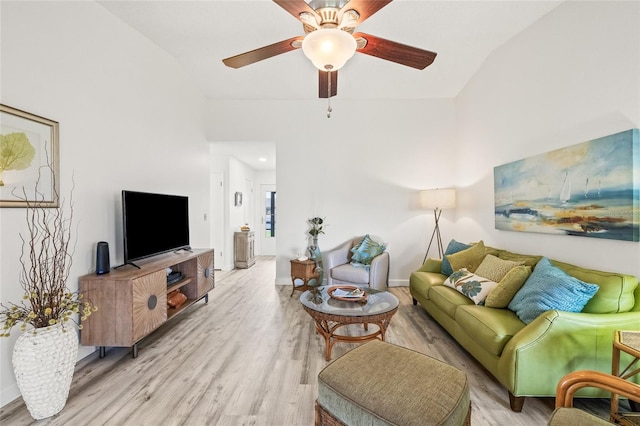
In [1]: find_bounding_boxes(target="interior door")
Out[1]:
[260,184,276,256]
[210,171,224,270]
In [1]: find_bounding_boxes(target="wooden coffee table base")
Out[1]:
[303,305,398,361]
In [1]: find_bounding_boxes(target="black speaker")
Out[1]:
[96,241,111,275]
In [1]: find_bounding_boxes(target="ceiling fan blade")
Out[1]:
[353,32,437,70]
[340,0,392,25]
[222,36,304,69]
[273,0,318,21]
[319,70,338,98]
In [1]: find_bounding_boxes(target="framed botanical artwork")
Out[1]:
[234,191,243,207]
[0,104,59,207]
[494,129,639,242]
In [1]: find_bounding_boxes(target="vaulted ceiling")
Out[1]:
[97,1,562,171]
[98,1,562,101]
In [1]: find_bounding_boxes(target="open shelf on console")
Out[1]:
[167,298,197,319]
[167,277,193,294]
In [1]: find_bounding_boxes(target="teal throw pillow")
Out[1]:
[351,235,386,266]
[441,239,471,276]
[508,257,599,324]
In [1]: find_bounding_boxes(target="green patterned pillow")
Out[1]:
[443,268,498,305]
[475,254,524,282]
[446,240,486,273]
[485,265,532,308]
[497,251,542,267]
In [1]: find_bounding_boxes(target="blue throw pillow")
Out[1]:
[351,235,385,266]
[441,239,471,276]
[508,257,599,324]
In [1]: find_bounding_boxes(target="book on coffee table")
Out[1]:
[332,287,364,298]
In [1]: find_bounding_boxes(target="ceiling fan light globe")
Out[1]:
[302,28,356,71]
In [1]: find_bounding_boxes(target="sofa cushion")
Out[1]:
[428,285,474,319]
[475,254,524,282]
[446,241,486,273]
[508,258,599,324]
[551,259,639,314]
[455,305,525,356]
[548,407,611,426]
[485,265,532,308]
[444,268,498,305]
[440,239,471,276]
[331,264,370,285]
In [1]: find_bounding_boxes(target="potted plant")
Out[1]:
[0,171,97,420]
[306,217,326,293]
[307,216,325,258]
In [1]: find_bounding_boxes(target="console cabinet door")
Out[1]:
[197,251,215,297]
[132,270,167,342]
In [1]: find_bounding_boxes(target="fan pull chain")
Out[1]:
[327,71,332,118]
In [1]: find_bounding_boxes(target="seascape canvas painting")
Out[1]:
[494,129,639,242]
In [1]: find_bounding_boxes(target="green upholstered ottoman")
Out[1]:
[316,340,471,426]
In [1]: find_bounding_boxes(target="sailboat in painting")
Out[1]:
[584,178,589,198]
[560,171,571,204]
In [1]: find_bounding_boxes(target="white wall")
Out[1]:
[455,1,640,276]
[0,2,209,406]
[205,98,457,286]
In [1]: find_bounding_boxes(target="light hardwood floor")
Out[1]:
[1,256,612,425]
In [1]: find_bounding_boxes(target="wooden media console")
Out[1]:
[79,248,214,358]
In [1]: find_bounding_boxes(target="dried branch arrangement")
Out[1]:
[0,165,96,336]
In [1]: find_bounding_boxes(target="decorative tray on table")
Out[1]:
[327,285,368,302]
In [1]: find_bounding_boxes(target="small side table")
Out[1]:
[290,259,317,297]
[611,330,640,425]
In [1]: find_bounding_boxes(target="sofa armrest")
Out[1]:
[416,258,443,273]
[496,310,640,396]
[368,251,390,291]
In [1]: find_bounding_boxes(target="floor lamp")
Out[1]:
[420,189,456,263]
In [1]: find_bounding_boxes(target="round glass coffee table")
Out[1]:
[300,286,399,360]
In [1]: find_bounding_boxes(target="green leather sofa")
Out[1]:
[409,247,640,412]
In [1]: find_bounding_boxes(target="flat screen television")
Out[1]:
[122,190,190,265]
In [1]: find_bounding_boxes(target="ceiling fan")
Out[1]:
[222,0,437,99]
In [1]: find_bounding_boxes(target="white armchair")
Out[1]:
[324,236,389,291]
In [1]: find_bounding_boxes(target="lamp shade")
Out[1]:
[419,189,456,210]
[301,28,357,71]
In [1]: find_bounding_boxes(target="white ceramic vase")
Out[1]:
[12,323,78,420]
